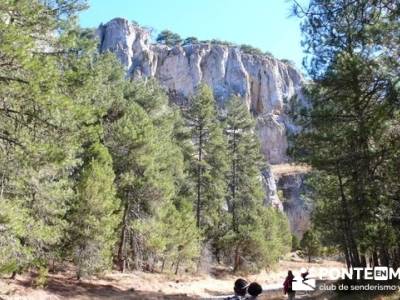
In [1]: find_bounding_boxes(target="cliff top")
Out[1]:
[99,17,301,73]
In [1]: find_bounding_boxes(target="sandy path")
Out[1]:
[0,259,344,300]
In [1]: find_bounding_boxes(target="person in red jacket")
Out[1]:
[283,270,296,300]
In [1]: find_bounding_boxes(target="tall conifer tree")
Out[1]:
[292,0,400,267]
[71,143,119,279]
[185,84,228,236]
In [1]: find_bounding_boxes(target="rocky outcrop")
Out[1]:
[98,18,305,164]
[262,168,283,211]
[98,18,309,232]
[277,174,311,237]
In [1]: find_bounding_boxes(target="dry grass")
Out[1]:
[270,163,311,176]
[0,258,344,300]
[5,258,398,300]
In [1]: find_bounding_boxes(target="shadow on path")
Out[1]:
[7,274,198,300]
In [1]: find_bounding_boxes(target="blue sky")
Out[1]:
[79,0,308,69]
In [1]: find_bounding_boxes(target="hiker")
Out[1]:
[224,278,248,300]
[283,270,296,300]
[246,282,262,299]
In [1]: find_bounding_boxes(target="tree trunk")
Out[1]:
[175,258,181,275]
[337,166,361,267]
[10,271,16,280]
[233,243,241,272]
[215,248,221,264]
[361,255,367,268]
[231,128,237,232]
[132,233,141,270]
[372,250,379,267]
[118,202,129,272]
[393,248,400,269]
[341,221,352,270]
[380,247,390,267]
[196,125,203,228]
[161,258,165,272]
[344,247,351,270]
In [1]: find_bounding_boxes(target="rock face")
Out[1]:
[277,174,311,237]
[98,18,309,232]
[98,18,305,164]
[262,168,283,211]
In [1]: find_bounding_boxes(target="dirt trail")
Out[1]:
[0,259,344,300]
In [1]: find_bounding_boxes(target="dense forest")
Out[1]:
[0,0,291,281]
[2,0,400,289]
[291,0,400,269]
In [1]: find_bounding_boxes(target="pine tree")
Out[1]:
[124,80,187,200]
[105,100,158,271]
[105,80,195,272]
[224,97,263,232]
[70,143,119,279]
[262,208,292,265]
[222,96,290,271]
[292,235,300,251]
[135,200,201,274]
[0,0,134,278]
[185,84,228,236]
[156,30,182,46]
[0,0,297,278]
[292,0,400,268]
[300,230,320,263]
[0,0,97,276]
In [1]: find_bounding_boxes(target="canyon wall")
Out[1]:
[98,18,309,234]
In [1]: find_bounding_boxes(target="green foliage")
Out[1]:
[262,208,292,265]
[280,59,295,66]
[152,26,276,61]
[292,234,300,251]
[224,97,263,230]
[320,246,340,257]
[240,44,264,56]
[70,143,120,278]
[0,261,18,276]
[0,0,294,278]
[292,0,400,268]
[105,80,193,272]
[222,97,291,271]
[263,51,274,57]
[220,206,291,272]
[0,232,27,276]
[0,0,100,274]
[134,201,201,274]
[210,39,234,46]
[300,230,320,263]
[182,37,199,45]
[185,84,228,236]
[34,266,49,288]
[106,100,158,271]
[156,30,182,46]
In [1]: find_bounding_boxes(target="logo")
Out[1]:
[302,266,400,281]
[288,267,400,293]
[292,268,316,291]
[372,267,389,280]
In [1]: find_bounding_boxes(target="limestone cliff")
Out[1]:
[98,18,305,163]
[97,18,308,231]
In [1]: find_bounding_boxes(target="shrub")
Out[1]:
[156,30,182,46]
[240,44,264,56]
